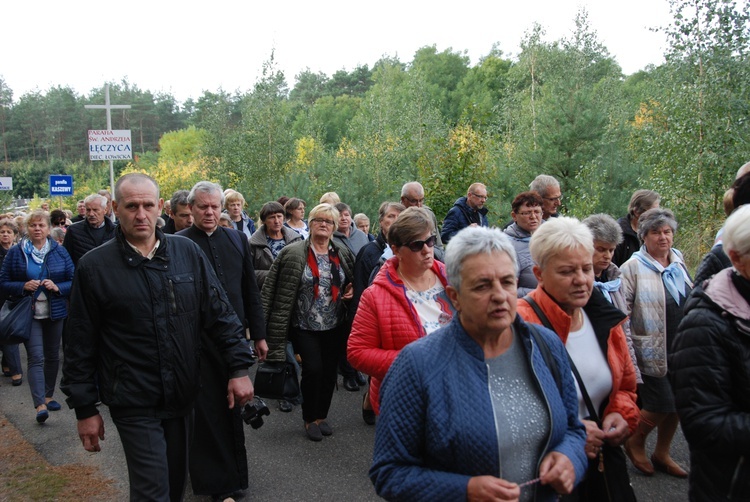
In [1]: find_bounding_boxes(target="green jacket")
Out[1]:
[261,238,355,362]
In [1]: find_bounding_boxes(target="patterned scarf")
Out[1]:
[307,244,342,300]
[23,238,50,265]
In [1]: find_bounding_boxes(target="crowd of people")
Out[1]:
[0,165,749,502]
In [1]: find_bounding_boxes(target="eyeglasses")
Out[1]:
[517,210,542,217]
[470,192,488,201]
[310,218,335,226]
[403,196,425,205]
[405,235,437,252]
[543,195,563,202]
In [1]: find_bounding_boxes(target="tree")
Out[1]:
[632,0,750,262]
[409,46,470,124]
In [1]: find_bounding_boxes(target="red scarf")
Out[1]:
[307,244,342,300]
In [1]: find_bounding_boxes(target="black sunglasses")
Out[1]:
[405,235,437,252]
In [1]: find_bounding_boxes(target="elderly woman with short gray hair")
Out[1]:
[370,226,586,501]
[582,213,641,384]
[621,207,692,478]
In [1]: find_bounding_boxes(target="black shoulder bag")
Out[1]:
[523,295,637,502]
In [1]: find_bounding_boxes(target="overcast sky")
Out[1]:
[4,0,673,104]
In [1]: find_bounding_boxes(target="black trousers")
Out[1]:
[113,413,193,502]
[291,326,346,423]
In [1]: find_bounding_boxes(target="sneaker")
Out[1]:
[305,422,323,442]
[278,400,293,413]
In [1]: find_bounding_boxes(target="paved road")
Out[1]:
[0,365,690,501]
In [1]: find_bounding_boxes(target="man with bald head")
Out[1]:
[441,182,489,244]
[400,181,443,251]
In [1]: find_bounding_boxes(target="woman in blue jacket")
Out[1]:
[0,210,74,423]
[371,227,586,501]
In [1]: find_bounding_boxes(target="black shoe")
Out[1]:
[278,400,293,413]
[318,421,333,436]
[343,377,360,392]
[355,372,367,386]
[12,377,22,387]
[305,422,323,442]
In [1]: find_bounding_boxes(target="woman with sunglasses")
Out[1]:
[262,203,355,441]
[348,207,455,424]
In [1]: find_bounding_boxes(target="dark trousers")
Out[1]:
[113,413,193,502]
[291,326,346,423]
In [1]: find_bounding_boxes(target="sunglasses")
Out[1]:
[405,235,437,252]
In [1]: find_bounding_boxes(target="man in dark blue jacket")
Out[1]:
[441,183,489,244]
[61,173,254,502]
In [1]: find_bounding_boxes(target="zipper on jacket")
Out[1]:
[485,362,502,480]
[529,337,555,501]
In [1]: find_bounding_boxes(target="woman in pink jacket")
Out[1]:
[348,207,455,423]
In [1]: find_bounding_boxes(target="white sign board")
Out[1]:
[0,177,12,191]
[88,130,132,161]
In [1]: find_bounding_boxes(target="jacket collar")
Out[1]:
[702,269,750,336]
[116,226,169,267]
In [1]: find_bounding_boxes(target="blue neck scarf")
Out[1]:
[594,278,622,303]
[633,250,687,305]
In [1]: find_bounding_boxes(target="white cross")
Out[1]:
[85,84,132,196]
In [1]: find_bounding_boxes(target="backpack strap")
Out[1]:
[527,323,562,395]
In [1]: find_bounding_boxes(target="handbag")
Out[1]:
[253,361,300,401]
[0,295,34,344]
[523,295,637,502]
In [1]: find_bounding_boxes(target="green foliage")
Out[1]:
[632,0,750,265]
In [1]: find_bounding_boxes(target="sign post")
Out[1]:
[84,84,131,197]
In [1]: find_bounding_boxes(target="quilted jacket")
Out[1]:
[348,257,452,414]
[620,247,692,377]
[517,287,639,434]
[261,238,355,362]
[370,315,587,501]
[0,237,75,321]
[249,224,302,290]
[671,269,750,501]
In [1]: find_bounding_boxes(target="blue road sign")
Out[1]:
[49,175,74,197]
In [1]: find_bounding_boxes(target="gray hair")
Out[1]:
[188,181,224,206]
[445,227,518,292]
[723,204,750,258]
[50,227,66,242]
[582,213,623,246]
[400,182,424,198]
[637,208,678,241]
[170,190,190,210]
[84,193,108,209]
[529,216,594,270]
[529,175,560,198]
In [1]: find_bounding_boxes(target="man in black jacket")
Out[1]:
[61,173,254,502]
[178,181,267,500]
[62,193,116,265]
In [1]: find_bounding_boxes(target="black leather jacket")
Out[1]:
[61,227,253,420]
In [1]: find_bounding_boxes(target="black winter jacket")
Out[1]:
[61,227,253,420]
[671,269,750,501]
[62,217,116,265]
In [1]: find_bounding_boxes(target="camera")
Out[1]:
[241,398,270,429]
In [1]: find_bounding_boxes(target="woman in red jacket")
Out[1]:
[517,216,639,502]
[348,207,455,423]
